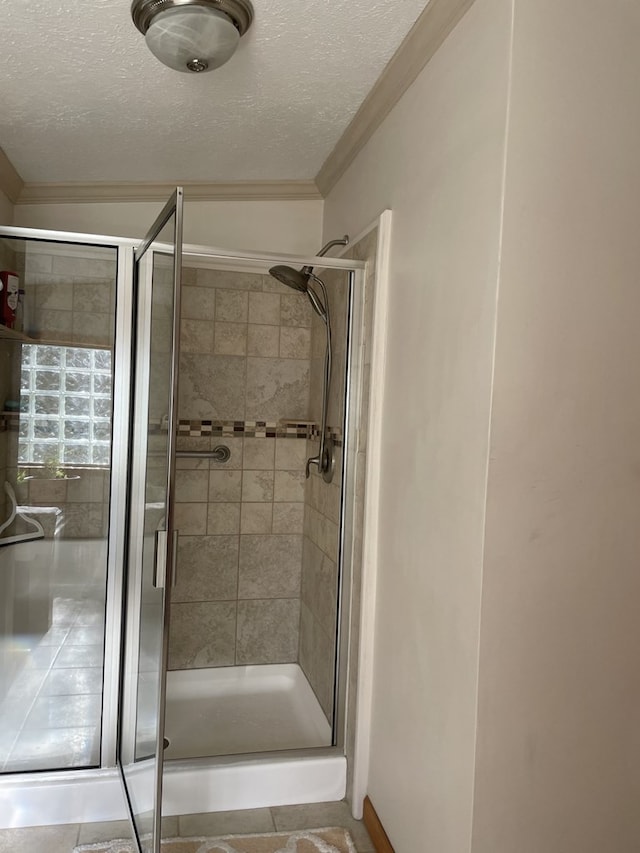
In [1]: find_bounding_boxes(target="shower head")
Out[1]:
[268,235,349,293]
[268,264,329,323]
[268,265,310,293]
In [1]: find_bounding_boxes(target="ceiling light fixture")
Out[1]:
[131,0,254,74]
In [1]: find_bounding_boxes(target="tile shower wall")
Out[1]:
[0,239,18,526]
[0,242,116,542]
[169,268,314,670]
[299,267,351,721]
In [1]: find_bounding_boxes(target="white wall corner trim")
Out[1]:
[315,0,477,196]
[349,210,393,819]
[0,146,24,204]
[17,180,323,205]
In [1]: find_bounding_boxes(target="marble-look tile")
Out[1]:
[175,456,209,472]
[0,825,80,853]
[40,667,103,696]
[214,322,247,356]
[180,319,214,353]
[271,802,374,852]
[207,502,241,534]
[247,323,280,357]
[275,438,308,470]
[178,809,275,836]
[274,470,305,502]
[245,358,310,421]
[25,694,102,729]
[168,601,236,668]
[280,293,312,327]
[58,505,105,539]
[77,820,133,844]
[242,470,274,502]
[72,281,113,314]
[248,291,280,325]
[53,255,116,280]
[8,724,100,771]
[35,281,74,311]
[243,438,275,470]
[236,599,300,665]
[272,502,304,534]
[181,267,197,285]
[208,469,242,502]
[174,502,207,535]
[240,502,273,534]
[308,357,324,423]
[172,534,238,602]
[73,311,112,344]
[238,534,302,598]
[181,285,215,320]
[199,270,263,291]
[298,601,336,721]
[279,326,311,360]
[179,354,246,420]
[215,289,248,322]
[54,644,104,668]
[305,505,339,559]
[66,626,104,646]
[24,253,53,275]
[175,469,209,503]
[33,308,73,338]
[302,536,338,636]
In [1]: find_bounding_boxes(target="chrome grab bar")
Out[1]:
[175,445,231,462]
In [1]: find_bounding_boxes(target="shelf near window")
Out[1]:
[0,324,112,350]
[0,324,32,343]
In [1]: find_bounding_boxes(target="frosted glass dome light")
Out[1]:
[131,0,254,74]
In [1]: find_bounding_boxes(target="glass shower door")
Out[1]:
[119,189,183,853]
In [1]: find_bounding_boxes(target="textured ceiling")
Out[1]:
[0,0,429,184]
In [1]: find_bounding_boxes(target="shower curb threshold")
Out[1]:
[0,767,124,829]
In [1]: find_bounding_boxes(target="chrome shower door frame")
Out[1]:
[120,189,184,853]
[0,224,137,774]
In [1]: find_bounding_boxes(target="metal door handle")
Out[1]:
[153,529,167,589]
[171,529,179,588]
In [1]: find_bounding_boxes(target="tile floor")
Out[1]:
[0,801,375,852]
[0,540,107,773]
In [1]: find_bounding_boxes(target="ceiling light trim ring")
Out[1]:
[131,0,254,37]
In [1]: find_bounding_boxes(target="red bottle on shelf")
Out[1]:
[0,271,19,329]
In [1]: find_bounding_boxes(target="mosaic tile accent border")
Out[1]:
[177,419,311,439]
[0,412,344,443]
[175,419,343,444]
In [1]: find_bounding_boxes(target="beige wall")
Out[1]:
[322,0,512,849]
[0,189,13,225]
[472,2,640,851]
[12,199,323,255]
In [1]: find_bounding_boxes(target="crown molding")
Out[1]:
[17,180,323,205]
[0,147,25,204]
[315,0,477,196]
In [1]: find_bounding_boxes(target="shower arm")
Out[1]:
[306,274,333,481]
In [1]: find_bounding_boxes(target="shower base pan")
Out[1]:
[0,664,347,827]
[164,663,331,759]
[162,663,345,816]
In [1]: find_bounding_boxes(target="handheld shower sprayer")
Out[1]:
[268,235,349,482]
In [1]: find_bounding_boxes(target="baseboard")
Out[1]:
[363,796,395,853]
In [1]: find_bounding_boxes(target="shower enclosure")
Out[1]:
[0,194,366,853]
